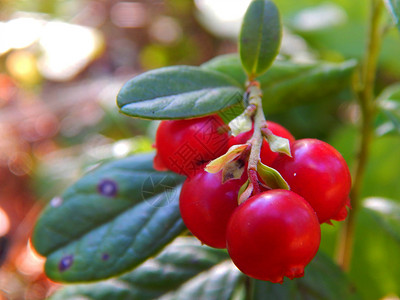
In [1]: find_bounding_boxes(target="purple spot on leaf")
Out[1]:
[50,196,63,207]
[102,253,110,261]
[59,255,74,272]
[191,258,199,264]
[97,179,118,197]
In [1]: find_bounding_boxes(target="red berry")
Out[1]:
[331,197,351,222]
[154,115,229,177]
[271,139,351,224]
[179,170,246,248]
[228,121,295,165]
[226,190,321,283]
[153,146,169,171]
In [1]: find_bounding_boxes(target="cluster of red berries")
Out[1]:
[154,115,351,283]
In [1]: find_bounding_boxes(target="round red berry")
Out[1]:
[154,115,229,177]
[228,121,295,165]
[179,169,246,248]
[271,139,351,223]
[226,190,321,283]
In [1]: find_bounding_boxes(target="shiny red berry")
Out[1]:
[154,115,229,177]
[179,170,246,248]
[226,190,321,283]
[271,139,351,224]
[330,197,351,222]
[228,121,295,165]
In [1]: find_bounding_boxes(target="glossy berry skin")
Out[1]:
[331,197,351,222]
[179,170,246,248]
[271,139,351,224]
[228,121,295,165]
[154,115,229,177]
[226,190,321,283]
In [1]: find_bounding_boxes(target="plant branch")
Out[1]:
[336,0,384,270]
[247,82,265,196]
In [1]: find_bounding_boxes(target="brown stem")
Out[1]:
[246,83,265,197]
[248,169,260,194]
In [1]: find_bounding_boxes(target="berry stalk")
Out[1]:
[246,82,265,196]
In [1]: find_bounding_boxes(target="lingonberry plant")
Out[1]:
[32,0,400,299]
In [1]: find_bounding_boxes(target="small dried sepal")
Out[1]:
[262,127,292,157]
[238,180,254,205]
[257,161,290,190]
[205,144,248,174]
[222,159,246,183]
[229,110,253,137]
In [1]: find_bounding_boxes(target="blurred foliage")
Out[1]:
[0,0,227,298]
[320,125,400,299]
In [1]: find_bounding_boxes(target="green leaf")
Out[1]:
[32,153,186,282]
[375,83,400,136]
[251,252,360,300]
[117,66,244,120]
[49,237,243,300]
[161,262,243,300]
[364,197,400,244]
[259,59,357,114]
[350,203,400,299]
[202,54,247,86]
[239,0,282,78]
[202,54,356,114]
[385,0,400,32]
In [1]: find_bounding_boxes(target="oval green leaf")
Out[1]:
[203,54,356,114]
[202,54,247,86]
[32,153,186,282]
[239,0,282,78]
[259,60,356,114]
[49,238,241,300]
[117,66,244,120]
[161,261,242,300]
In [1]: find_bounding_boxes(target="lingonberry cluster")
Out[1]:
[154,115,351,283]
